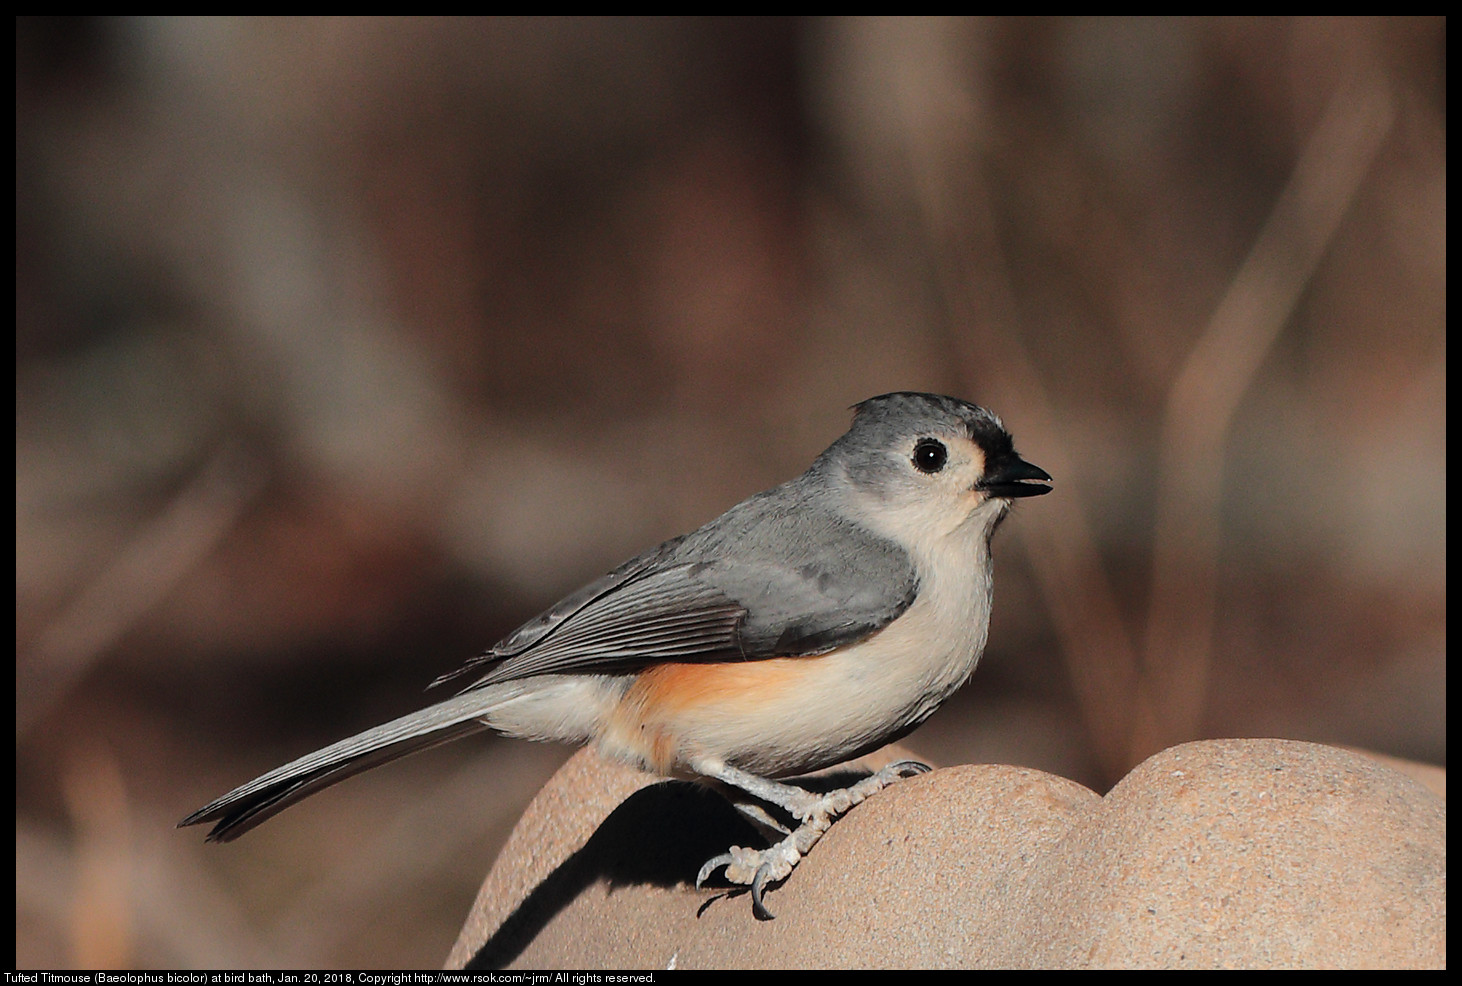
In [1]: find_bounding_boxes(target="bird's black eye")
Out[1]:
[912,438,947,474]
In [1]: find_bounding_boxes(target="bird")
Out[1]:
[180,392,1052,919]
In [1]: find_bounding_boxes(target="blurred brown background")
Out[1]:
[15,16,1445,969]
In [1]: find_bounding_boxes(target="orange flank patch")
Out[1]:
[633,658,824,714]
[602,657,828,774]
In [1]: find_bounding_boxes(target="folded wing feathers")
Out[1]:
[464,567,747,687]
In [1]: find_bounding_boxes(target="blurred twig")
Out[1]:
[877,19,1143,778]
[1139,76,1394,757]
[61,742,133,969]
[878,21,1396,777]
[16,449,268,736]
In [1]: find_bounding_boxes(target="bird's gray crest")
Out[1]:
[829,392,1011,462]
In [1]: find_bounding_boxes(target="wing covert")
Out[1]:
[442,483,921,692]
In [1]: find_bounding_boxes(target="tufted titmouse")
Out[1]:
[181,392,1051,918]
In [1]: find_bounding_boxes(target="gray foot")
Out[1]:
[696,760,930,919]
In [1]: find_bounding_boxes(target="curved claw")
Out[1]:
[750,862,776,920]
[696,852,735,889]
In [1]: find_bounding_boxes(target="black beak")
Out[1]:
[978,454,1053,499]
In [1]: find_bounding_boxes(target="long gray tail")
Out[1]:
[179,689,507,842]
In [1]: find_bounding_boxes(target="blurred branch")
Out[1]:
[16,449,268,737]
[934,177,1145,781]
[61,742,133,968]
[876,19,1143,779]
[875,21,1397,777]
[1139,76,1394,756]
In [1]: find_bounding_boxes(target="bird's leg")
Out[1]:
[731,801,791,838]
[693,758,931,919]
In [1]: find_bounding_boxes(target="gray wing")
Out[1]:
[181,483,919,843]
[430,535,703,688]
[450,482,920,692]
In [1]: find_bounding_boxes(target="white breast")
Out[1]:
[654,497,1003,777]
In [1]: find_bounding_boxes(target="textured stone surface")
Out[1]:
[448,739,1445,970]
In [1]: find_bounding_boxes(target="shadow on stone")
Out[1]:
[465,779,748,968]
[464,767,882,969]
